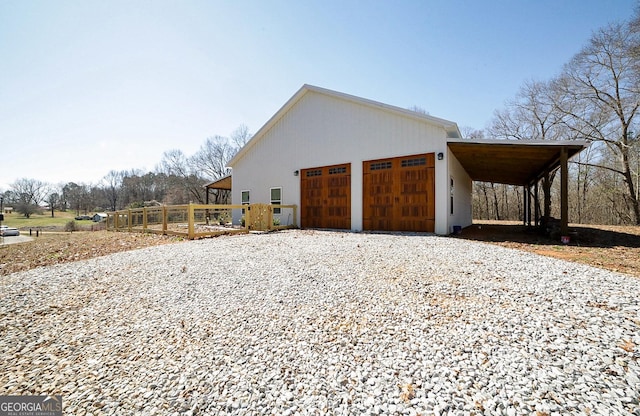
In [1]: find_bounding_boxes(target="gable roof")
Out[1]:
[227,84,462,167]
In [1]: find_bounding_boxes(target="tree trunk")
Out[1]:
[491,183,501,220]
[482,185,490,220]
[581,164,589,223]
[576,162,582,223]
[502,185,509,219]
[623,168,640,225]
[542,174,551,221]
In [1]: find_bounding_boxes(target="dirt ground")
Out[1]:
[1,224,639,278]
[0,231,185,276]
[457,220,640,278]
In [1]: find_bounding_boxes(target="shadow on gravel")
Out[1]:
[456,223,640,249]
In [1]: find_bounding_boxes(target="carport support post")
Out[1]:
[542,170,551,230]
[533,180,540,227]
[522,186,527,225]
[522,185,529,226]
[527,185,532,228]
[560,147,569,237]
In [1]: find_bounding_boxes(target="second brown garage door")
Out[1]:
[363,153,435,232]
[300,163,351,229]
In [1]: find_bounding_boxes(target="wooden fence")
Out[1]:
[106,203,297,239]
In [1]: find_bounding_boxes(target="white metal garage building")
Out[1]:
[227,85,471,234]
[227,85,585,235]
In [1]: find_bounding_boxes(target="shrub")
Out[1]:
[64,220,78,232]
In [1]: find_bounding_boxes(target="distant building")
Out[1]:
[93,213,108,222]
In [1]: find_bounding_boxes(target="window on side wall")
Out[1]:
[270,187,282,214]
[241,190,250,214]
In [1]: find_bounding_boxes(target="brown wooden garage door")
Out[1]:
[300,163,351,229]
[363,153,435,232]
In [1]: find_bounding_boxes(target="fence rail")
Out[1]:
[106,203,297,239]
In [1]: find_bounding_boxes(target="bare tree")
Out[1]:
[158,149,206,203]
[102,170,124,211]
[408,105,430,115]
[47,190,60,218]
[461,127,485,139]
[552,21,640,224]
[10,178,49,218]
[62,182,91,216]
[191,136,235,180]
[159,149,190,178]
[490,80,580,224]
[230,124,252,149]
[491,80,571,142]
[177,125,253,205]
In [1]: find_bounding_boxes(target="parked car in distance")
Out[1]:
[75,215,92,220]
[0,225,20,236]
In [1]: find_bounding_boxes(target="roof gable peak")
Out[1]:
[228,84,461,167]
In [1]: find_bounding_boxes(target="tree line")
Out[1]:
[472,7,640,225]
[1,126,251,218]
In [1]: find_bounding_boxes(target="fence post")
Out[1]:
[143,207,148,231]
[128,209,132,232]
[188,203,195,239]
[293,205,298,228]
[268,205,273,231]
[162,206,168,235]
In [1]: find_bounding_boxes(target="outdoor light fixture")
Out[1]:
[437,152,444,160]
[294,170,299,176]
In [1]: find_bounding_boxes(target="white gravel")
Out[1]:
[1,229,639,415]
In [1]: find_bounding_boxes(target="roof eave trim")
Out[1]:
[448,138,590,148]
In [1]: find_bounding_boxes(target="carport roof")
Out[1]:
[447,139,588,186]
[204,174,232,190]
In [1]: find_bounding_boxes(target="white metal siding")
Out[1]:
[232,90,456,233]
[447,149,473,232]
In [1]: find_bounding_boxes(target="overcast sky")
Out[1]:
[0,0,635,191]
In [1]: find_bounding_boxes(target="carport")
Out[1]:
[205,174,232,205]
[447,139,588,237]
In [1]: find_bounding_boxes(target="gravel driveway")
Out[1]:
[1,230,639,415]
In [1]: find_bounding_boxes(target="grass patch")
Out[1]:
[1,211,89,229]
